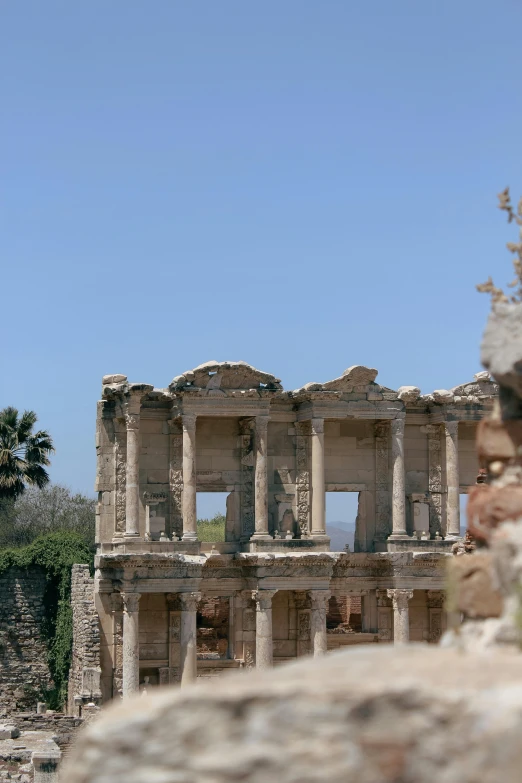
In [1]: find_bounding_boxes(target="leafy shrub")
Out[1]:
[197,512,226,542]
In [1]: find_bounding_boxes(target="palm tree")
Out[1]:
[0,407,54,500]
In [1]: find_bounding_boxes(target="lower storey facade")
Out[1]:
[69,550,449,711]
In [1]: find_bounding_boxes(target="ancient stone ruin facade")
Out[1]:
[85,361,497,702]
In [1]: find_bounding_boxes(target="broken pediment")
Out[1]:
[309,365,379,392]
[323,365,378,391]
[451,371,499,399]
[169,361,282,392]
[292,366,382,396]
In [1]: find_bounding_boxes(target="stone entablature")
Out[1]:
[96,362,497,553]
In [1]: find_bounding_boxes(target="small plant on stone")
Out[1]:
[477,188,522,303]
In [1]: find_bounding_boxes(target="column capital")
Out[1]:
[294,590,312,610]
[425,423,442,435]
[444,420,459,436]
[124,412,140,430]
[252,589,277,610]
[109,592,123,613]
[167,417,182,435]
[237,589,255,608]
[374,420,390,438]
[390,417,405,436]
[165,593,180,610]
[182,412,197,431]
[121,592,141,613]
[387,589,413,609]
[376,589,392,607]
[426,590,445,609]
[178,591,202,612]
[255,414,269,429]
[311,417,324,435]
[309,590,331,610]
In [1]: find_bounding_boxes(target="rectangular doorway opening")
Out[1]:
[325,492,359,552]
[197,492,227,542]
[197,595,230,660]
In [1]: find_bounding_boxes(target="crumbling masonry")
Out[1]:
[71,361,498,705]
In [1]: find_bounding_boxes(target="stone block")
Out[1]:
[432,389,454,404]
[448,551,503,618]
[398,385,421,403]
[102,374,127,385]
[0,725,20,739]
[61,646,522,783]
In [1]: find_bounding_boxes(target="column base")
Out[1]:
[311,534,330,542]
[250,533,273,541]
[387,532,409,541]
[182,533,199,542]
[123,533,142,539]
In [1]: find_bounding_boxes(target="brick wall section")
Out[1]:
[197,597,230,656]
[0,568,54,714]
[67,565,100,715]
[327,595,362,632]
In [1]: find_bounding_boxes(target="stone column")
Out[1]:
[124,408,141,537]
[252,415,271,540]
[252,590,277,669]
[387,589,413,644]
[311,417,326,536]
[182,413,198,541]
[179,591,201,686]
[310,590,331,657]
[390,417,407,537]
[121,592,141,697]
[445,421,460,538]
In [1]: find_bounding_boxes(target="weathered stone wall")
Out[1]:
[67,565,100,716]
[0,568,54,714]
[12,712,84,750]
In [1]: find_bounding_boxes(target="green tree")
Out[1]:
[0,484,96,549]
[0,407,54,500]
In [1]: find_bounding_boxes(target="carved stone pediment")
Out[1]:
[294,365,379,394]
[451,371,499,400]
[169,361,282,392]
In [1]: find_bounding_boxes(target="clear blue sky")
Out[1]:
[1,2,521,518]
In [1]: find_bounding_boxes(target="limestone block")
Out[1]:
[62,646,522,783]
[0,725,20,739]
[449,551,503,618]
[398,385,421,403]
[102,374,127,385]
[431,389,454,404]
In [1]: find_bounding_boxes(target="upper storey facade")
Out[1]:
[95,361,497,554]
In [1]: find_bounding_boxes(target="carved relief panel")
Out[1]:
[295,421,311,537]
